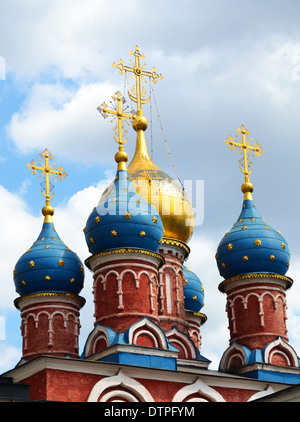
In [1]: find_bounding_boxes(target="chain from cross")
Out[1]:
[225,125,264,182]
[112,46,163,111]
[97,91,135,146]
[26,149,67,202]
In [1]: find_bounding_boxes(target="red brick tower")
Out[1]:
[216,126,299,376]
[13,150,85,360]
[83,93,165,356]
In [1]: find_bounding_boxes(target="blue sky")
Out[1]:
[1,0,300,372]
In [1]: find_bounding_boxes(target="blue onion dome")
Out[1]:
[84,166,164,255]
[183,265,205,313]
[216,197,291,280]
[14,218,84,297]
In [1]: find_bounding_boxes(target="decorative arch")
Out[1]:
[219,342,247,372]
[166,327,197,359]
[264,337,299,367]
[83,325,116,357]
[87,369,154,402]
[172,378,226,402]
[126,318,168,349]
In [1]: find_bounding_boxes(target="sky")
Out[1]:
[1,0,300,372]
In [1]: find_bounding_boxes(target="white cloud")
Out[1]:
[6,82,120,164]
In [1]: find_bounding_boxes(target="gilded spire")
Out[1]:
[225,125,264,200]
[26,149,67,223]
[112,46,163,164]
[97,91,135,171]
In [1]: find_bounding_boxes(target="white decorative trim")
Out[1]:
[22,309,80,351]
[87,369,154,402]
[264,337,299,367]
[84,325,111,356]
[227,287,288,332]
[127,318,168,349]
[166,326,196,359]
[219,342,247,372]
[172,378,226,402]
[248,385,277,401]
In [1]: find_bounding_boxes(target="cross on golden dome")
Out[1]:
[98,91,134,147]
[97,91,135,170]
[225,125,264,200]
[112,46,163,112]
[26,149,67,222]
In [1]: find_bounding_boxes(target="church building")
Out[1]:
[2,47,300,403]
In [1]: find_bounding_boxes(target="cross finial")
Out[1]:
[112,46,163,112]
[27,149,67,222]
[225,125,264,200]
[97,91,135,170]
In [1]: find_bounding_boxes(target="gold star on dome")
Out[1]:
[242,226,247,230]
[243,256,249,261]
[184,279,188,286]
[80,265,84,272]
[270,255,275,261]
[22,280,26,285]
[45,275,51,281]
[70,278,75,283]
[58,259,64,266]
[239,219,243,223]
[152,217,157,224]
[254,239,262,246]
[40,238,45,241]
[281,242,285,249]
[45,245,50,249]
[222,263,226,268]
[193,296,197,301]
[227,243,233,251]
[264,226,269,230]
[124,212,131,220]
[111,230,117,237]
[140,231,146,237]
[90,237,95,243]
[29,260,35,268]
[95,216,100,224]
[251,218,256,221]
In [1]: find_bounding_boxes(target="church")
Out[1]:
[1,46,300,403]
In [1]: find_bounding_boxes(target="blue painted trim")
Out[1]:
[242,369,300,384]
[99,351,177,370]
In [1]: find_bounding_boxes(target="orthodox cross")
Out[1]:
[97,91,135,146]
[225,125,264,183]
[97,91,135,170]
[112,46,163,111]
[27,149,67,203]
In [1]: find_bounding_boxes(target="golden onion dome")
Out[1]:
[100,111,194,244]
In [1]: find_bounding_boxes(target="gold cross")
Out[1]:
[112,46,163,111]
[98,91,135,170]
[225,125,264,183]
[27,149,67,202]
[97,91,134,146]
